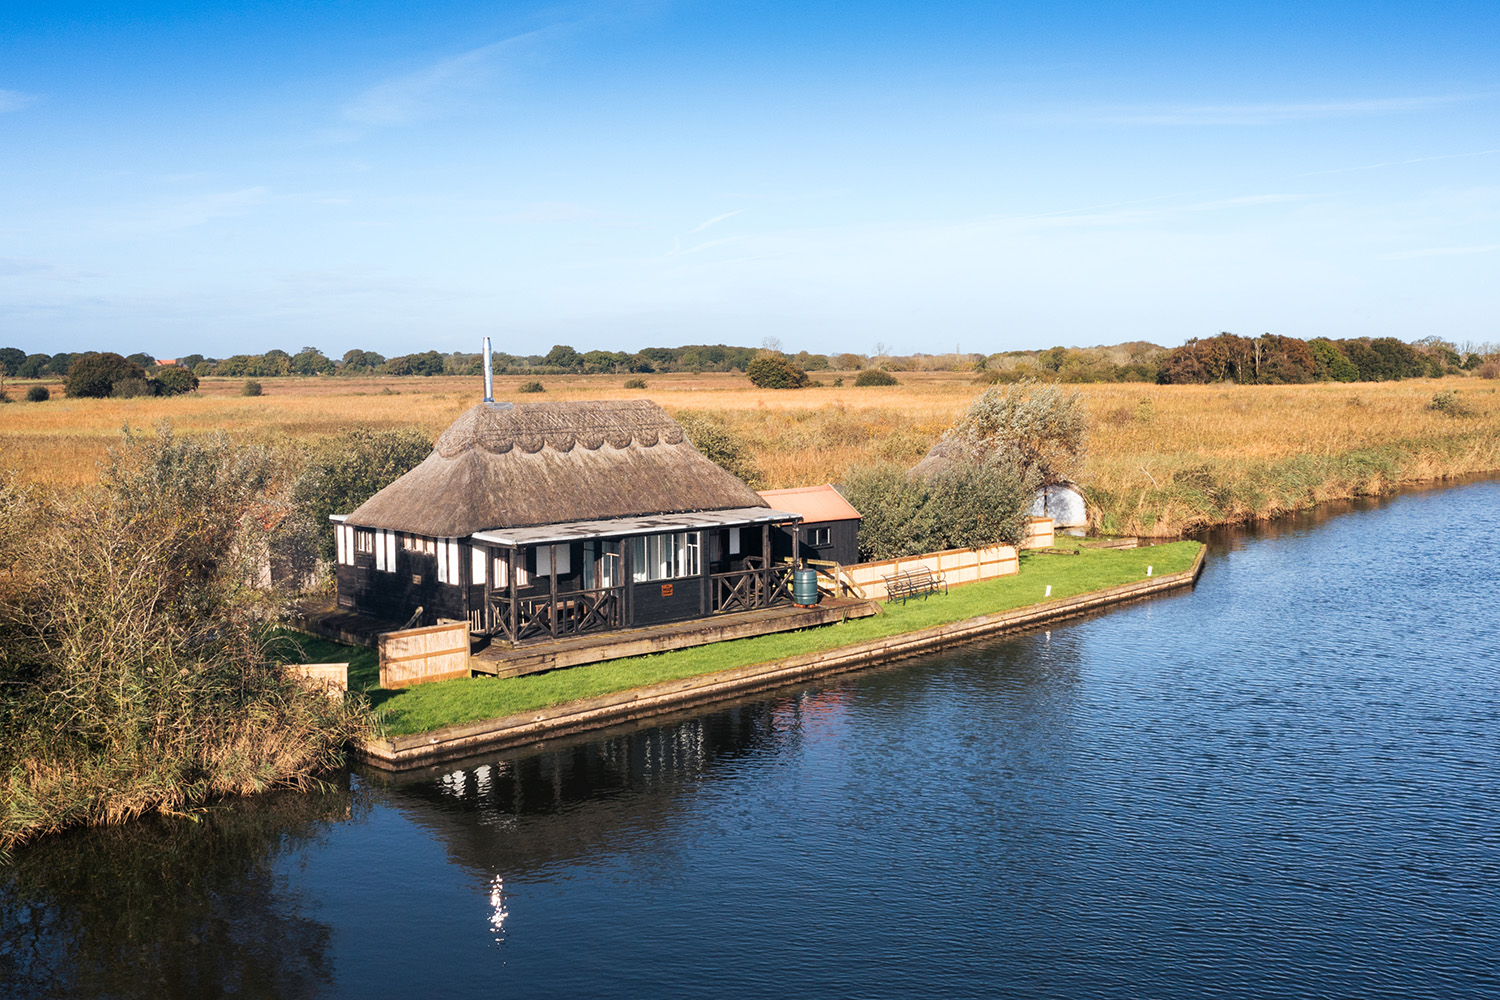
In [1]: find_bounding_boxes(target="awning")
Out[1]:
[470,506,802,547]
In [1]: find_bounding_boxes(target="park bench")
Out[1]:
[882,566,947,604]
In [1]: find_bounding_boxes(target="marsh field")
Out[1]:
[5,370,1499,535]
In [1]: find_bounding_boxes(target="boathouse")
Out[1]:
[757,485,862,566]
[331,398,806,643]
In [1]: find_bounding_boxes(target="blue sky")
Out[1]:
[2,1,1496,358]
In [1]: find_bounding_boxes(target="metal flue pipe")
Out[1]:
[482,336,494,402]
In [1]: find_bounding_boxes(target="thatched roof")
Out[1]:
[345,399,769,537]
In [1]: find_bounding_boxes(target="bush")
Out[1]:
[1427,390,1474,418]
[294,427,433,561]
[675,411,764,488]
[854,369,899,387]
[64,352,145,398]
[624,377,647,389]
[0,427,369,850]
[841,457,1033,561]
[517,380,546,393]
[25,386,49,402]
[110,377,157,398]
[155,366,199,395]
[242,380,263,397]
[918,380,1087,488]
[746,355,809,389]
[1479,360,1500,380]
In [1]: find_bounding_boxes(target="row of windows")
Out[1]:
[339,527,792,585]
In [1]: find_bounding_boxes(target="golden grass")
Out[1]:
[5,372,1497,533]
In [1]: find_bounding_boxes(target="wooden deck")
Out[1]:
[470,597,879,679]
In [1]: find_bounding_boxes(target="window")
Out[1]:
[584,540,623,590]
[355,530,374,554]
[808,526,831,547]
[472,546,487,585]
[728,527,742,555]
[630,532,700,582]
[533,544,571,577]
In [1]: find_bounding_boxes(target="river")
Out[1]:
[3,480,1498,999]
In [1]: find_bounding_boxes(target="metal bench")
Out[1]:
[882,566,947,604]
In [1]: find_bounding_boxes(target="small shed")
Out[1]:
[757,485,862,566]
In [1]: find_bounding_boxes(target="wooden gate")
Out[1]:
[379,621,470,688]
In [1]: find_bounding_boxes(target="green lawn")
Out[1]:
[309,539,1199,737]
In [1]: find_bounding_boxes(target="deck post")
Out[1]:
[761,522,771,607]
[548,545,558,639]
[622,537,634,626]
[792,520,801,570]
[508,546,519,645]
[700,531,711,615]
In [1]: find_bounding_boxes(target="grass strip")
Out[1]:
[336,539,1199,736]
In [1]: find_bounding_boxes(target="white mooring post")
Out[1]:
[1045,584,1052,598]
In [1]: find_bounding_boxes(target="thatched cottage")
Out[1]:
[331,398,805,643]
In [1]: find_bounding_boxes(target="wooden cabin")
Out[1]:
[332,399,805,644]
[757,485,862,566]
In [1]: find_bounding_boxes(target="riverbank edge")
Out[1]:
[357,545,1205,770]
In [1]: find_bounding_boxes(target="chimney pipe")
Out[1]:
[482,336,494,403]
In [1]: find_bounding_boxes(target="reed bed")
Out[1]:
[5,372,1497,534]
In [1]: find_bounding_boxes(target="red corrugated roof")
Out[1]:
[756,485,862,522]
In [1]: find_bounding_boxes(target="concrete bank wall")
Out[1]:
[359,546,1205,770]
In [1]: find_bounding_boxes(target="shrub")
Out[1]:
[841,457,1033,561]
[155,366,199,395]
[64,352,145,398]
[294,426,433,561]
[242,379,263,397]
[746,356,809,389]
[854,369,899,387]
[675,411,764,488]
[0,427,369,850]
[110,377,157,398]
[517,380,546,393]
[26,386,49,403]
[624,377,647,389]
[919,380,1087,488]
[1427,390,1474,418]
[1479,360,1500,380]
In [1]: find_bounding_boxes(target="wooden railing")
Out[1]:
[486,585,625,644]
[710,561,793,614]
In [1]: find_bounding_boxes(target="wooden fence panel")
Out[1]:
[288,662,349,698]
[843,542,1021,600]
[380,622,471,689]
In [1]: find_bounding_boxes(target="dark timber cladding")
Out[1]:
[331,398,805,643]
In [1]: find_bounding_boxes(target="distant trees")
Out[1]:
[155,366,200,395]
[1157,333,1451,384]
[0,348,24,376]
[65,353,147,398]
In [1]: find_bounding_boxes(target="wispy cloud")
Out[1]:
[1028,95,1471,127]
[0,256,54,277]
[688,209,744,234]
[0,89,39,113]
[343,32,546,127]
[1303,148,1500,176]
[1383,244,1500,260]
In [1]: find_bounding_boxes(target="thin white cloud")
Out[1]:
[343,32,545,126]
[1027,95,1471,127]
[688,209,744,234]
[0,256,54,277]
[1383,244,1500,260]
[0,89,39,113]
[1303,148,1500,176]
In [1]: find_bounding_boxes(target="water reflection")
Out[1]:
[0,782,358,1000]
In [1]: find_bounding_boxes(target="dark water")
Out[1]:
[5,481,1499,999]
